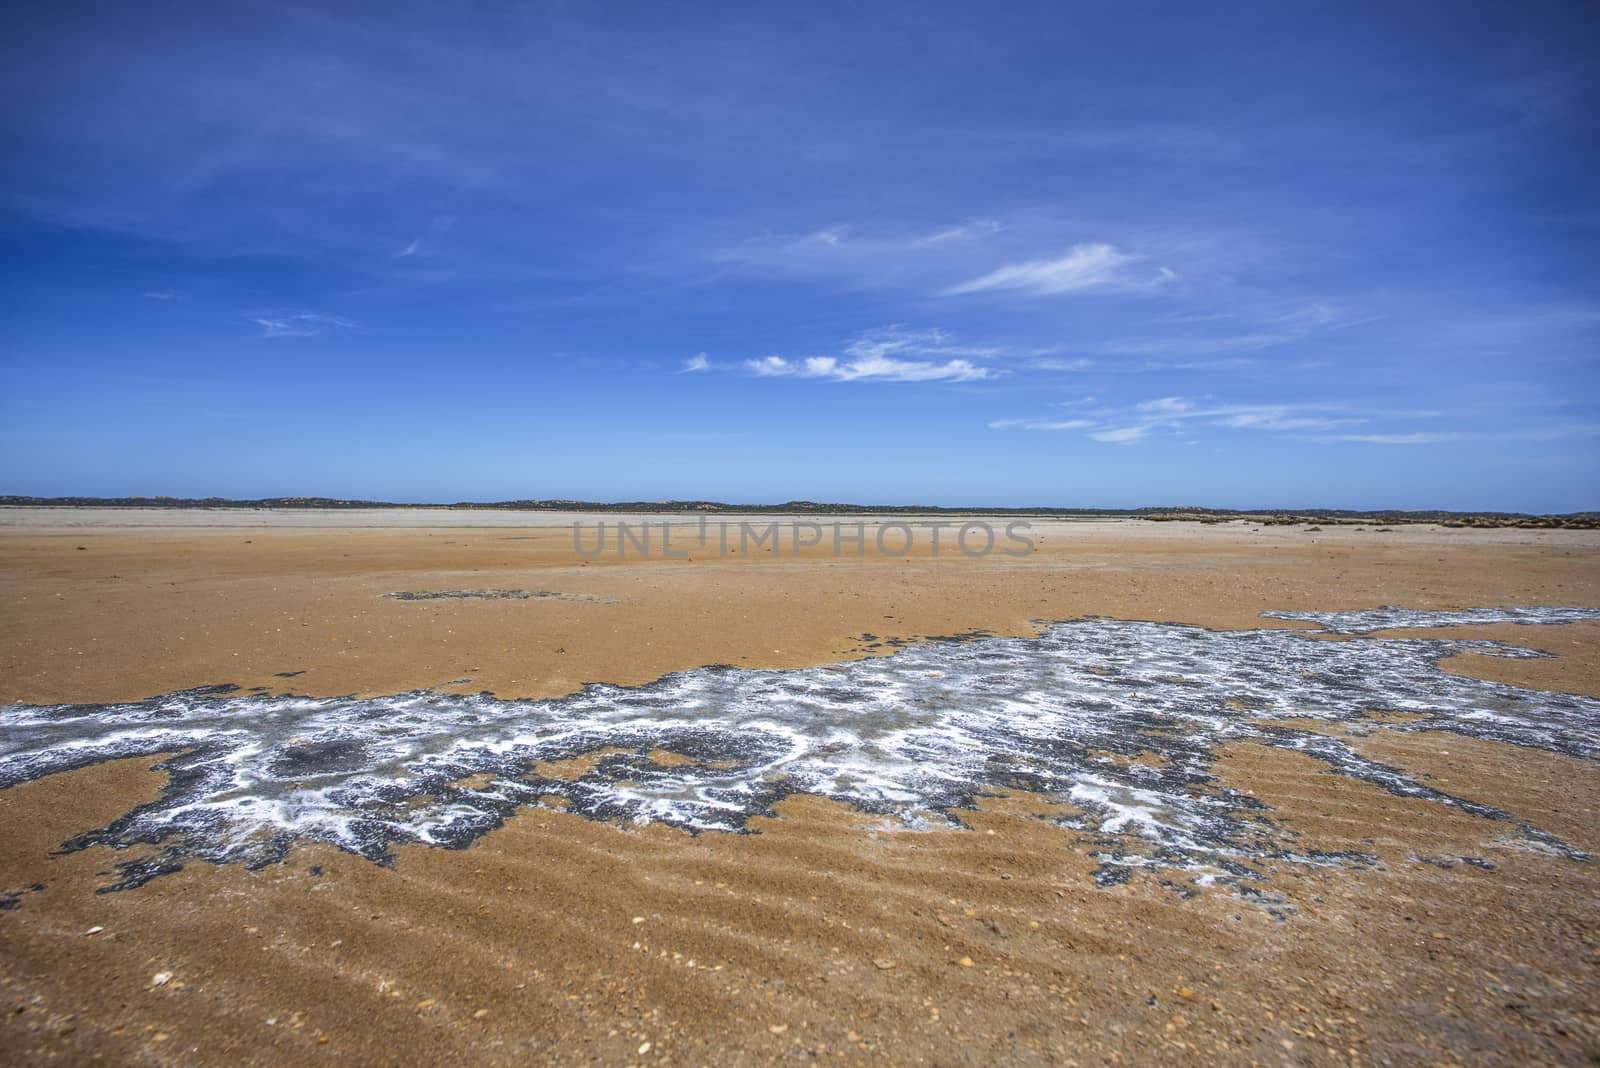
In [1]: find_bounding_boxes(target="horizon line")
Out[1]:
[2,495,1596,522]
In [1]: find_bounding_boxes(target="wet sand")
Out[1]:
[1,511,1597,1064]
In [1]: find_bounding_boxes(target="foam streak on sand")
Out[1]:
[1262,604,1600,633]
[1,608,1597,892]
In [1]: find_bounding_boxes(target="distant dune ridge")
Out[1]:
[2,495,1596,527]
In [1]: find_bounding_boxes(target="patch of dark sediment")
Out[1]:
[383,589,616,603]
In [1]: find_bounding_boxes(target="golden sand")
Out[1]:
[1,513,1597,1064]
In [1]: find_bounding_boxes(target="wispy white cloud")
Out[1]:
[1101,301,1370,358]
[914,219,1004,246]
[1313,421,1600,447]
[991,395,1397,445]
[730,326,999,383]
[1034,353,1263,374]
[744,353,992,383]
[1089,425,1151,444]
[252,313,356,338]
[715,220,1006,281]
[1032,357,1097,372]
[944,243,1173,297]
[1322,432,1460,445]
[998,398,1587,454]
[1134,396,1193,415]
[843,326,1003,362]
[680,352,711,373]
[393,239,421,258]
[144,288,178,300]
[988,418,1094,431]
[1217,410,1358,432]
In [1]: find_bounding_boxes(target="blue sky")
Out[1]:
[3,2,1596,510]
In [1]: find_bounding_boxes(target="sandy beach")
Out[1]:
[2,509,1598,1065]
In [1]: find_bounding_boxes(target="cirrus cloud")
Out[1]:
[988,396,1441,446]
[251,313,356,338]
[943,243,1175,297]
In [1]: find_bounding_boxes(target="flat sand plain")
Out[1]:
[1,509,1597,1065]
